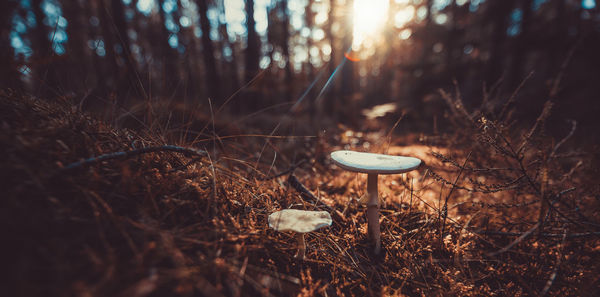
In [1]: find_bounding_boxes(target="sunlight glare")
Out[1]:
[352,0,389,50]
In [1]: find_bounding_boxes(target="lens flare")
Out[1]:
[344,51,361,62]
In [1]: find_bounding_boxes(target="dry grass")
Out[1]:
[2,89,599,296]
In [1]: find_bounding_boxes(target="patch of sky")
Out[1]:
[21,0,32,9]
[312,28,325,41]
[260,56,271,69]
[96,47,106,57]
[123,0,132,5]
[125,7,135,21]
[254,2,269,34]
[208,7,221,41]
[223,46,232,57]
[210,28,219,41]
[18,65,32,78]
[11,32,26,53]
[42,0,61,25]
[223,0,246,37]
[88,39,106,56]
[469,0,485,12]
[507,8,522,36]
[289,0,307,31]
[168,34,178,48]
[89,16,100,27]
[222,0,271,39]
[416,6,427,21]
[13,15,27,34]
[162,0,178,13]
[582,0,596,9]
[165,15,179,33]
[49,30,67,44]
[53,44,65,54]
[431,0,451,13]
[41,0,68,55]
[18,1,36,27]
[533,0,548,10]
[179,16,192,27]
[137,0,156,16]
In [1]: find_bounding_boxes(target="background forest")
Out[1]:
[2,0,600,139]
[2,0,600,296]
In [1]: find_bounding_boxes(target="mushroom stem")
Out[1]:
[294,233,306,260]
[366,173,381,254]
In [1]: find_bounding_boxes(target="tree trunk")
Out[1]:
[0,0,22,90]
[281,0,293,99]
[508,0,533,89]
[304,0,315,115]
[340,0,354,100]
[197,0,222,103]
[97,0,122,96]
[61,0,91,94]
[31,0,60,98]
[218,0,240,98]
[323,0,336,114]
[110,0,144,98]
[484,0,516,86]
[156,0,181,97]
[245,0,260,83]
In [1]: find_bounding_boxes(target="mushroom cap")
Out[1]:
[330,150,422,174]
[268,209,332,233]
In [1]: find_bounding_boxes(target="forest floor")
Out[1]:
[2,90,600,296]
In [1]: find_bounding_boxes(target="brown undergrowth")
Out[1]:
[2,89,599,296]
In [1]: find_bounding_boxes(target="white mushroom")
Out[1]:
[268,209,332,259]
[330,150,421,255]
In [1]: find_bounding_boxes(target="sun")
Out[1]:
[352,0,390,50]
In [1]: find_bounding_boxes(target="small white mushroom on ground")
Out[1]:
[268,209,332,260]
[330,150,422,255]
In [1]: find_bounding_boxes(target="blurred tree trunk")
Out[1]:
[340,0,354,100]
[157,0,181,98]
[245,0,260,83]
[97,0,122,96]
[62,0,91,94]
[323,0,336,114]
[281,0,293,98]
[197,0,222,103]
[239,0,260,112]
[110,0,144,99]
[31,0,61,98]
[548,0,567,77]
[130,3,150,96]
[304,0,315,114]
[485,0,516,86]
[175,0,198,101]
[508,0,533,89]
[408,0,434,115]
[445,0,458,77]
[0,0,22,90]
[218,0,240,97]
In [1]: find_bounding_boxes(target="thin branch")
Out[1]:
[487,222,540,257]
[288,174,333,211]
[499,71,534,120]
[551,119,577,157]
[61,145,207,171]
[256,159,307,181]
[540,228,567,296]
[440,152,471,246]
[477,230,600,238]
